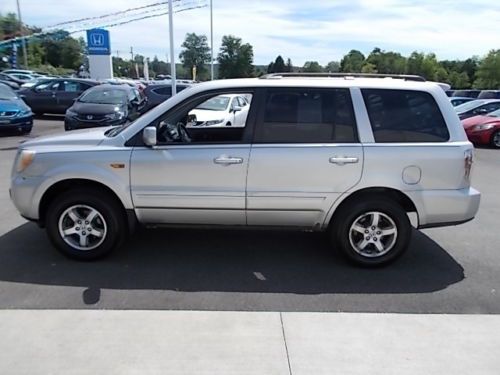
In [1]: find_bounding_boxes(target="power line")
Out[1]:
[0,1,207,47]
[43,1,177,29]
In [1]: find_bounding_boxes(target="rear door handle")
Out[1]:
[214,155,243,165]
[329,156,359,165]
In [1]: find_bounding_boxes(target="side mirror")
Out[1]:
[232,105,242,113]
[143,126,157,147]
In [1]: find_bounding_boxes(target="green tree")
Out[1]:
[366,47,406,74]
[406,52,440,80]
[285,58,293,72]
[60,37,83,69]
[325,61,340,72]
[150,55,169,76]
[340,50,365,72]
[0,13,20,38]
[267,61,274,73]
[302,61,322,72]
[179,33,210,80]
[27,42,45,66]
[217,35,254,78]
[448,71,470,89]
[361,62,377,73]
[267,55,286,73]
[434,66,448,82]
[474,49,500,89]
[273,55,286,72]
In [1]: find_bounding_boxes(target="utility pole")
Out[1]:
[210,0,214,80]
[168,0,176,95]
[16,0,28,68]
[130,47,134,61]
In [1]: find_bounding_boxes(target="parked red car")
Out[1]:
[462,109,500,148]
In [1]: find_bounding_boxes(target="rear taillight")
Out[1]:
[464,149,474,182]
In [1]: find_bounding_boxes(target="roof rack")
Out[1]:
[260,72,426,82]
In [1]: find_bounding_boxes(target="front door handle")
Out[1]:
[214,155,243,165]
[329,156,359,165]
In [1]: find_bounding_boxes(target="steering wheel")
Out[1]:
[177,122,191,143]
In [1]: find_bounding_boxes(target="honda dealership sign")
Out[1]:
[86,29,111,55]
[86,29,112,79]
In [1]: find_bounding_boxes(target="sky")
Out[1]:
[1,0,499,65]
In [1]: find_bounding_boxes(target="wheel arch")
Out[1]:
[38,178,136,231]
[324,186,419,229]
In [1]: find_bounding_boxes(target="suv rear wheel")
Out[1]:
[45,188,126,260]
[331,197,411,266]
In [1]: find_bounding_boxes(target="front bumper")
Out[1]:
[0,116,33,132]
[10,174,47,221]
[65,116,125,131]
[407,187,481,228]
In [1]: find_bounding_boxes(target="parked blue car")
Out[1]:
[0,83,33,134]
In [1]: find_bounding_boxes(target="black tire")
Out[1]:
[330,197,411,267]
[490,130,500,149]
[45,188,126,260]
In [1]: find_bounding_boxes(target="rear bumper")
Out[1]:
[465,130,492,145]
[406,187,481,228]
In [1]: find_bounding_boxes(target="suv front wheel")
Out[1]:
[45,189,126,260]
[331,197,412,266]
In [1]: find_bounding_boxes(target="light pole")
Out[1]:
[16,0,28,68]
[168,0,176,95]
[210,0,214,80]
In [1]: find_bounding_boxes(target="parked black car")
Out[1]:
[478,90,500,99]
[452,90,481,98]
[0,73,25,88]
[143,83,190,111]
[64,84,147,131]
[18,78,100,115]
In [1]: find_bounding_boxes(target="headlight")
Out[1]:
[473,124,494,131]
[16,150,36,173]
[16,109,32,117]
[105,111,125,120]
[66,109,78,118]
[204,119,224,126]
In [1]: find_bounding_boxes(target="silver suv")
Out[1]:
[10,73,480,266]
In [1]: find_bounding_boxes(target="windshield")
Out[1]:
[0,84,17,100]
[79,88,127,104]
[454,100,486,113]
[196,96,230,111]
[487,109,500,118]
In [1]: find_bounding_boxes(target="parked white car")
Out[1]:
[188,94,250,127]
[10,73,480,266]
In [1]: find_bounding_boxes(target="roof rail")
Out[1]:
[260,72,426,82]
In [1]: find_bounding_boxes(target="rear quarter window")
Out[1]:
[362,89,450,143]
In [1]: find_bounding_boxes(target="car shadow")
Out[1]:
[33,114,64,121]
[0,223,464,295]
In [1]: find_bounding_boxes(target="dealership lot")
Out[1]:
[0,117,499,313]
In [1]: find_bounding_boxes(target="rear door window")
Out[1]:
[255,88,358,143]
[362,89,449,142]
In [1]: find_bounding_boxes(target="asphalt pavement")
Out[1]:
[0,117,499,313]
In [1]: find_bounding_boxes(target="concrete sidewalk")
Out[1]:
[0,310,498,374]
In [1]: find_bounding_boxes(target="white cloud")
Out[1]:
[1,0,499,65]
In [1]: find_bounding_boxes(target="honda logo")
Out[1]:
[91,33,104,46]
